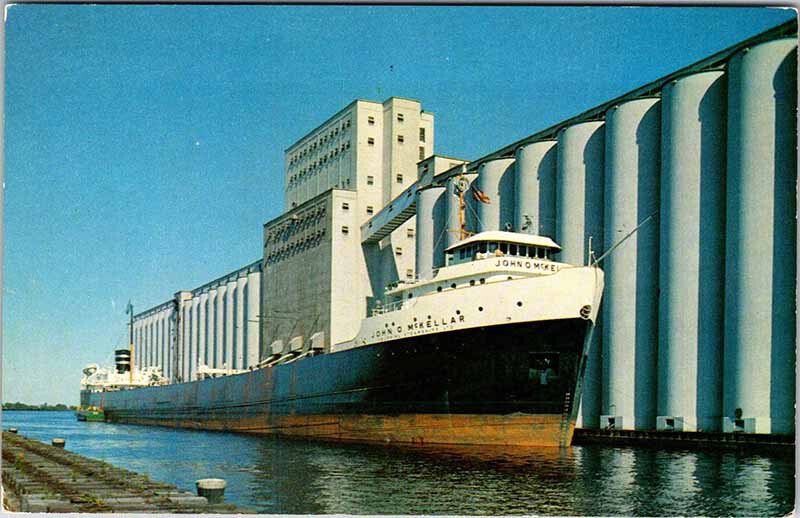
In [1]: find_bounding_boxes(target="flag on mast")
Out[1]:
[471,184,490,204]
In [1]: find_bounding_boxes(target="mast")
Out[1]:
[458,183,467,241]
[456,166,470,241]
[126,301,134,384]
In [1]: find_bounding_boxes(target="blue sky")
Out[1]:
[2,5,794,405]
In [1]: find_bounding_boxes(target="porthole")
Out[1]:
[478,306,484,312]
[456,310,461,315]
[507,276,513,280]
[517,301,523,307]
[437,286,443,292]
[408,293,413,299]
[480,278,486,284]
[470,280,475,286]
[450,283,457,289]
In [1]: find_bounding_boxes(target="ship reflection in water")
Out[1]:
[3,411,793,516]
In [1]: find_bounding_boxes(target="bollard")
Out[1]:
[51,438,65,448]
[195,478,226,503]
[9,428,17,434]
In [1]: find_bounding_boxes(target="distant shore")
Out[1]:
[3,403,76,411]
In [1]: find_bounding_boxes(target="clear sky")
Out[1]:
[2,5,794,405]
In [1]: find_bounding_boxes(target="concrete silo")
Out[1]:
[133,323,140,371]
[602,97,661,431]
[724,37,797,435]
[146,315,153,368]
[235,275,248,369]
[225,279,236,369]
[246,269,261,368]
[142,321,148,369]
[198,291,208,369]
[515,140,557,237]
[476,158,515,232]
[556,120,605,429]
[190,296,200,380]
[415,185,447,280]
[658,70,727,432]
[215,284,227,369]
[207,288,217,368]
[154,311,162,371]
[165,307,174,381]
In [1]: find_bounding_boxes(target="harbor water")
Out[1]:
[2,410,794,515]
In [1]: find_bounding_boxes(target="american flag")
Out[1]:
[471,184,490,204]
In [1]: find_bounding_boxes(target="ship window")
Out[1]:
[527,246,535,258]
[368,137,375,145]
[510,244,518,256]
[395,247,402,256]
[342,226,349,234]
[459,248,466,259]
[479,243,487,253]
[407,228,414,238]
[408,293,413,299]
[368,116,375,125]
[488,243,498,253]
[342,202,349,210]
[366,206,374,215]
[397,113,404,122]
[419,127,426,142]
[500,243,508,254]
[367,175,374,185]
[396,174,403,183]
[397,135,404,143]
[406,269,414,279]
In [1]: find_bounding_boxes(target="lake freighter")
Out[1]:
[82,230,603,447]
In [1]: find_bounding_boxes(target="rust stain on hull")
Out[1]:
[110,413,574,447]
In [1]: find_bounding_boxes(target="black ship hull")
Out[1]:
[84,318,592,447]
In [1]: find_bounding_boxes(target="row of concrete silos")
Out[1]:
[132,303,175,380]
[412,36,796,434]
[132,260,262,383]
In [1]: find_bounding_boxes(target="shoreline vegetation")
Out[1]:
[3,402,77,411]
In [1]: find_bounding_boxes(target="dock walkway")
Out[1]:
[573,428,794,453]
[2,431,252,513]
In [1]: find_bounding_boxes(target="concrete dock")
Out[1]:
[1,431,252,513]
[573,428,794,454]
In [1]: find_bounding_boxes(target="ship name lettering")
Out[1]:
[405,314,465,332]
[494,259,559,272]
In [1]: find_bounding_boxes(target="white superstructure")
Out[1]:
[337,231,603,351]
[80,364,168,392]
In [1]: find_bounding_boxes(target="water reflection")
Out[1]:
[2,411,794,515]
